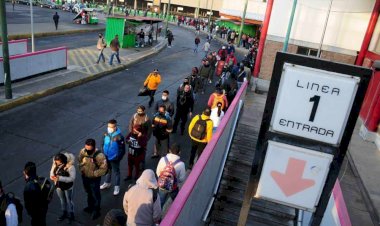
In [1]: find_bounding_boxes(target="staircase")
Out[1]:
[209,91,297,226]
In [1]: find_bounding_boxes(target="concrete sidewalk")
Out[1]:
[0,37,167,112]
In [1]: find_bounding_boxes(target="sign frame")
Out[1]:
[249,52,372,226]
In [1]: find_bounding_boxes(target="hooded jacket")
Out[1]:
[102,128,125,161]
[144,73,161,90]
[123,170,161,226]
[199,64,212,79]
[50,152,76,189]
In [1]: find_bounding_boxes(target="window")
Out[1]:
[297,46,318,57]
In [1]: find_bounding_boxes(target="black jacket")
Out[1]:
[24,176,47,216]
[176,90,194,113]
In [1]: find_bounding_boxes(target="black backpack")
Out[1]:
[0,192,23,224]
[34,177,55,204]
[191,115,210,140]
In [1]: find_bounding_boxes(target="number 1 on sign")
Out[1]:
[309,95,320,122]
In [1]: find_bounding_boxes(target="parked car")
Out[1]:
[73,3,86,14]
[40,1,57,9]
[17,0,38,5]
[62,2,73,11]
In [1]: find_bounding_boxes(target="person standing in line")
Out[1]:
[203,40,210,58]
[125,125,148,181]
[78,139,108,220]
[155,90,175,118]
[12,0,15,11]
[194,36,200,53]
[50,152,76,222]
[199,59,213,94]
[208,87,229,112]
[23,162,48,226]
[156,144,186,208]
[100,119,126,196]
[172,84,194,135]
[187,67,202,101]
[143,69,162,108]
[109,35,121,65]
[53,12,60,30]
[123,170,161,226]
[0,181,19,226]
[210,102,225,133]
[96,33,107,64]
[188,107,213,168]
[151,105,173,158]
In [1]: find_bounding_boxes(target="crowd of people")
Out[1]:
[0,29,254,226]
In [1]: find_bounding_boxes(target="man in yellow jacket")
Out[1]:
[188,107,213,168]
[144,69,162,107]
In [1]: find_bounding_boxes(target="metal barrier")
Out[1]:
[0,39,28,57]
[161,81,248,226]
[0,47,67,83]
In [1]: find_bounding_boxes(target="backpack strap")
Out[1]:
[164,156,169,165]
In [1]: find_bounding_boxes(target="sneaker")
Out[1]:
[209,80,212,84]
[100,182,111,190]
[113,186,120,196]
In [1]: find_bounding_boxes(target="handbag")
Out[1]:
[138,86,150,96]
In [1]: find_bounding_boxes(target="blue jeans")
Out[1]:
[56,187,74,213]
[82,176,101,211]
[105,159,121,186]
[97,49,105,63]
[194,44,198,52]
[159,188,179,208]
[109,51,121,65]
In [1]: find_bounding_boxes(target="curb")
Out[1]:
[3,28,106,41]
[0,41,166,112]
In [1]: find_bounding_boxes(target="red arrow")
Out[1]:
[270,157,315,197]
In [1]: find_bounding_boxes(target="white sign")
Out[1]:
[255,141,333,211]
[270,63,359,145]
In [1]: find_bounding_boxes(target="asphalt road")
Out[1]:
[6,2,88,24]
[0,25,242,226]
[28,31,101,51]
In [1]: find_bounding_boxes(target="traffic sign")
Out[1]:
[270,63,360,145]
[255,141,333,211]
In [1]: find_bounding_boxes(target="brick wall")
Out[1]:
[259,39,357,80]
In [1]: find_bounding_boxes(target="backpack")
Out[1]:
[157,157,182,192]
[34,177,55,204]
[211,93,225,109]
[190,115,210,140]
[0,192,23,224]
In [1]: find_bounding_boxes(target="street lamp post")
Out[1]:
[237,0,249,47]
[208,0,214,32]
[195,0,200,18]
[0,0,13,99]
[165,0,171,36]
[30,0,35,52]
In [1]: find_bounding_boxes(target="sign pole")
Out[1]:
[0,0,13,99]
[282,0,297,52]
[30,0,35,52]
[237,0,249,47]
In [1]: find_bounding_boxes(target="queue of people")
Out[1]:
[0,37,250,226]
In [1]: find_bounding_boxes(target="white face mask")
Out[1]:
[162,96,168,101]
[107,127,115,134]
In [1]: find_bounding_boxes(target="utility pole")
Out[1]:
[195,0,200,18]
[317,0,333,58]
[165,0,171,36]
[282,0,297,52]
[30,0,35,52]
[237,0,249,47]
[208,0,214,32]
[0,0,13,99]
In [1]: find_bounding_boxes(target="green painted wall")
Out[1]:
[217,20,256,37]
[105,17,125,47]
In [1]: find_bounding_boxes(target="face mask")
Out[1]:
[159,111,165,115]
[162,96,168,101]
[107,127,115,134]
[85,149,95,155]
[138,112,145,116]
